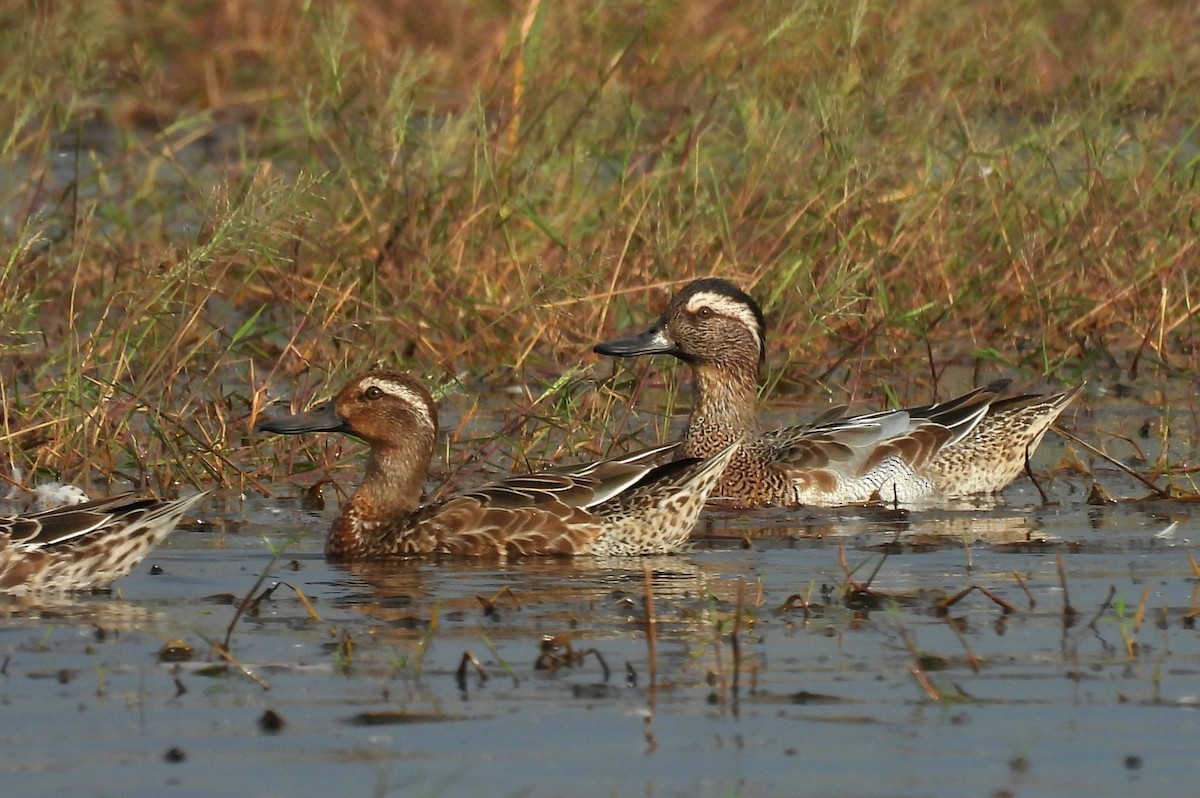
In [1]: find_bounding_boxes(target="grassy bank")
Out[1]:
[0,0,1197,493]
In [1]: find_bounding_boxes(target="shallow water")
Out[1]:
[3,392,1200,798]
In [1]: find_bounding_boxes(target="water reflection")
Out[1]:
[0,592,164,628]
[330,554,756,639]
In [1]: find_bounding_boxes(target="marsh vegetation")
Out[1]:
[1,4,1199,793]
[1,0,1196,495]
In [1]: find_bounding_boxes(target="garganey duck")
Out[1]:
[594,278,1082,508]
[256,370,739,560]
[0,492,208,593]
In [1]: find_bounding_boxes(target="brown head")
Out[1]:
[257,370,440,554]
[593,278,767,373]
[593,279,768,446]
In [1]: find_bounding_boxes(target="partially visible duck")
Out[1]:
[0,491,209,593]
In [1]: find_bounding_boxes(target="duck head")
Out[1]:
[593,278,766,369]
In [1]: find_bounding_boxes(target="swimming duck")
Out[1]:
[594,278,1081,507]
[0,491,208,593]
[256,370,739,560]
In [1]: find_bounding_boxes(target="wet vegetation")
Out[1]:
[0,0,1197,496]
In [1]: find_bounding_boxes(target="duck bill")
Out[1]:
[256,402,349,435]
[593,324,679,358]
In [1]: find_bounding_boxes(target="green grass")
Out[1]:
[0,0,1197,493]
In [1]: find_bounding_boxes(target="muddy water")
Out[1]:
[2,391,1199,797]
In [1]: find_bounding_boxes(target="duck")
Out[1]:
[593,277,1082,508]
[0,491,208,593]
[255,369,739,560]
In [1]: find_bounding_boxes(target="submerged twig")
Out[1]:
[643,564,658,690]
[408,607,438,679]
[478,586,520,617]
[221,541,290,653]
[775,589,816,618]
[534,636,610,681]
[202,636,271,690]
[1056,553,1077,621]
[1053,426,1170,499]
[455,650,489,693]
[478,634,519,685]
[838,543,885,608]
[730,581,744,714]
[1024,442,1050,503]
[1012,571,1036,610]
[282,582,322,622]
[936,584,1019,615]
[1075,585,1118,651]
[943,616,982,672]
[1186,550,1200,580]
[907,663,941,701]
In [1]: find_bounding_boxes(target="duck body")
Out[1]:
[595,278,1081,508]
[257,371,737,560]
[0,491,208,593]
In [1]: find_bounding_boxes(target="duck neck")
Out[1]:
[684,360,760,456]
[327,443,430,560]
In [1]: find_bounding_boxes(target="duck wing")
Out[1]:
[408,442,733,556]
[1,493,154,549]
[762,389,994,479]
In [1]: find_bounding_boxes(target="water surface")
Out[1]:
[2,391,1198,798]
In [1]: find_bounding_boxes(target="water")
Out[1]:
[2,395,1199,797]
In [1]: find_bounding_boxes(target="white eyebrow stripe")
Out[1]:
[361,376,435,431]
[685,291,763,353]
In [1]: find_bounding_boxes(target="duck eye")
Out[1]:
[363,386,384,400]
[696,306,714,319]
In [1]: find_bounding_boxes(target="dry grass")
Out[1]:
[0,0,1197,493]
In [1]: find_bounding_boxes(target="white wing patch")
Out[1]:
[361,376,436,431]
[685,291,763,353]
